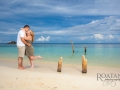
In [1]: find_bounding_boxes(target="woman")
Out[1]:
[24,30,42,68]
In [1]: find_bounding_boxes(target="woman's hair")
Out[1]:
[30,30,34,43]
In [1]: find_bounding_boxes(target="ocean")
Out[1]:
[0,43,120,68]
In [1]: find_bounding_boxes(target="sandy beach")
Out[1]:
[0,59,120,90]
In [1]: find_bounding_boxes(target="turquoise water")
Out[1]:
[0,43,120,68]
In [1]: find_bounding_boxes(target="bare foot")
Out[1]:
[21,66,25,69]
[38,56,42,59]
[30,66,34,68]
[18,67,24,70]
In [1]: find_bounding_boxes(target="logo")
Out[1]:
[97,73,120,87]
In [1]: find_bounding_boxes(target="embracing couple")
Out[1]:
[17,25,42,70]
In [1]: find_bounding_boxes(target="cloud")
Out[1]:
[107,34,114,41]
[92,34,115,42]
[0,0,120,20]
[35,16,120,36]
[34,16,120,43]
[36,36,50,42]
[94,34,104,40]
[0,16,120,43]
[0,31,18,35]
[94,34,117,42]
[108,34,114,39]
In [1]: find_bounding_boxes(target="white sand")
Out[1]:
[0,59,120,90]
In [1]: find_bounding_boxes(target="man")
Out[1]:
[17,25,31,70]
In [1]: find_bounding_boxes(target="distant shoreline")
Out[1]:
[7,41,16,44]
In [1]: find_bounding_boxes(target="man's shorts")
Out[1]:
[17,46,25,58]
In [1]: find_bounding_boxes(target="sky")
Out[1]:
[0,0,120,43]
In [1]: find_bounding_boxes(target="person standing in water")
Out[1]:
[24,30,42,68]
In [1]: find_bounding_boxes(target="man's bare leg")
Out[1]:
[21,58,25,69]
[18,57,24,70]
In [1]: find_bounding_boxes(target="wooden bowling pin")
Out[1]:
[57,57,63,72]
[82,55,87,73]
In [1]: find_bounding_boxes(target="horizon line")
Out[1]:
[0,43,120,44]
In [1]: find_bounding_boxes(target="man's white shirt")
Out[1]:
[17,29,25,46]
